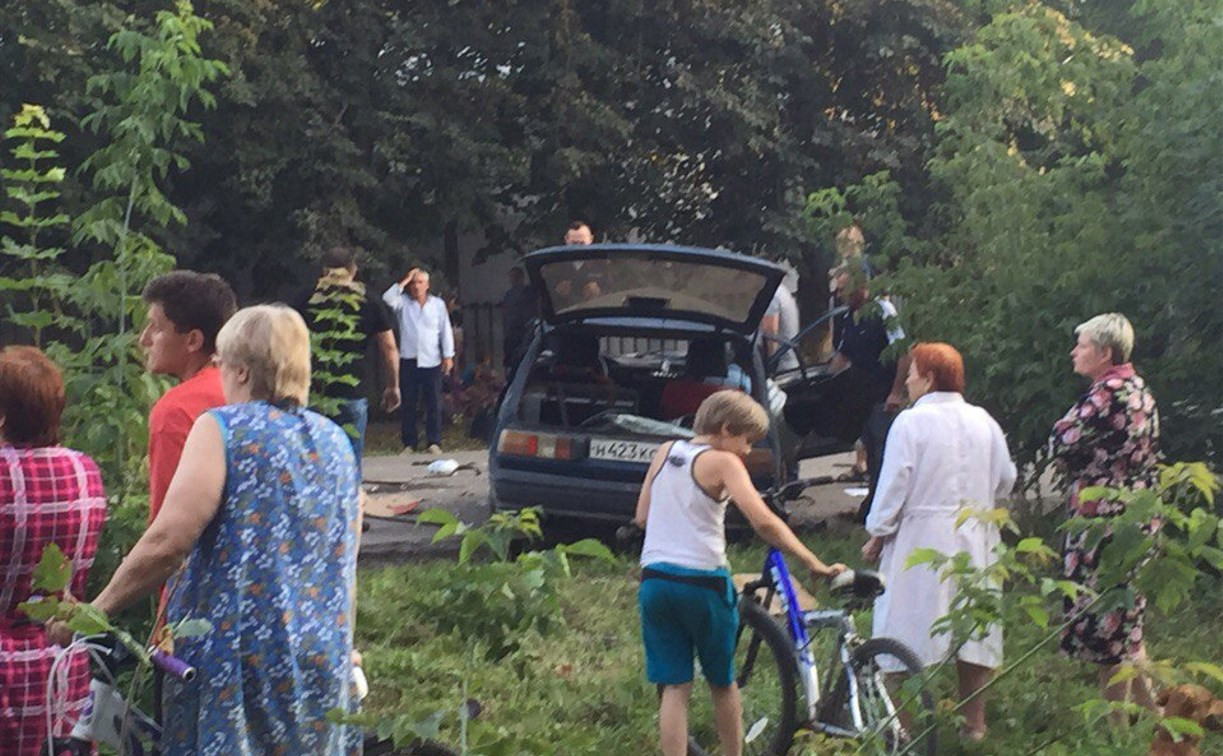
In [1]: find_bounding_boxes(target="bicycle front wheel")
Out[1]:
[689,597,798,756]
[820,637,937,756]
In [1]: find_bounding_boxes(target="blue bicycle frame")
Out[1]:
[756,548,870,736]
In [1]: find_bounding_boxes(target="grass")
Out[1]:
[354,521,1223,755]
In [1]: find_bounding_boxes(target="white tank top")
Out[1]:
[640,440,729,570]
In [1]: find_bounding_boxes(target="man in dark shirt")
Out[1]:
[830,261,911,521]
[294,246,401,464]
[500,266,538,374]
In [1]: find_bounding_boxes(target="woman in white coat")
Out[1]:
[861,342,1016,741]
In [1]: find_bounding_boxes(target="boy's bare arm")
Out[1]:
[709,451,846,579]
[633,442,673,528]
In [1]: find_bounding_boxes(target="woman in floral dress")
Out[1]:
[1049,312,1160,712]
[80,305,362,754]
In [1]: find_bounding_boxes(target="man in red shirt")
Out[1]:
[140,271,237,523]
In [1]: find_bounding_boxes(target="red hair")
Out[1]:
[0,346,66,447]
[910,342,965,393]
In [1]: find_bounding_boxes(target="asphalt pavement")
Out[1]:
[357,448,865,564]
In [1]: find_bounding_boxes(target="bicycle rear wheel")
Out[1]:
[819,637,936,756]
[689,597,798,755]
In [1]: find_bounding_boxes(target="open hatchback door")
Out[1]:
[523,244,785,333]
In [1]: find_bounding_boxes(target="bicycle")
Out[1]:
[47,633,194,755]
[46,633,456,756]
[622,478,937,755]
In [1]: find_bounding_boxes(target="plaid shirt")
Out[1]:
[1,445,107,756]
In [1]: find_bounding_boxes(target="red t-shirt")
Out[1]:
[148,366,226,524]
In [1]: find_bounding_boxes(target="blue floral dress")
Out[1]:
[162,402,361,755]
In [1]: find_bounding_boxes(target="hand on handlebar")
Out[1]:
[46,617,73,648]
[616,521,645,551]
[810,562,848,584]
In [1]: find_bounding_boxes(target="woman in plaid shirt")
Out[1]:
[0,347,107,755]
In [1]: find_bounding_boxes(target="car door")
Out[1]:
[764,306,878,458]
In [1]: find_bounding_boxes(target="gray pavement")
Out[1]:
[357,448,865,564]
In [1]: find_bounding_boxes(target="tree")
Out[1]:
[804,0,1222,469]
[1,0,967,299]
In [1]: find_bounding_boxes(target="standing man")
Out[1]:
[139,271,237,723]
[383,268,455,454]
[564,220,594,246]
[500,266,537,376]
[141,271,237,525]
[294,246,401,464]
[761,266,801,372]
[829,262,911,522]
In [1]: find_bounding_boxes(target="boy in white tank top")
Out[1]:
[633,390,846,756]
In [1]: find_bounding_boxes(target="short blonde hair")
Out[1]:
[1075,312,1134,365]
[835,224,865,258]
[693,390,769,441]
[216,304,312,405]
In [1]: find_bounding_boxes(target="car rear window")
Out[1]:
[537,253,770,324]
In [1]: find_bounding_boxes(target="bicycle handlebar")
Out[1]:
[760,477,820,514]
[85,634,196,682]
[151,648,196,682]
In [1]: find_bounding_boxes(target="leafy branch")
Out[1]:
[893,462,1221,754]
[17,543,210,666]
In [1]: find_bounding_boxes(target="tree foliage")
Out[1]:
[804,0,1222,469]
[0,0,966,297]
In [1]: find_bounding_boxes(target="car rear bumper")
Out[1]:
[489,455,778,523]
[490,465,641,522]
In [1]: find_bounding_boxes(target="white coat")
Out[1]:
[865,392,1016,670]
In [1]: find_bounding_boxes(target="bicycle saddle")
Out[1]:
[830,569,885,599]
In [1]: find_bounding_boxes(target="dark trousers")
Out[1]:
[857,402,895,521]
[400,359,443,448]
[331,397,369,467]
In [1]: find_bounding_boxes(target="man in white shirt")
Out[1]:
[383,268,455,454]
[761,267,800,372]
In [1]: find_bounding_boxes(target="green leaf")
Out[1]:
[17,596,60,622]
[30,543,72,593]
[431,521,458,543]
[1014,537,1046,554]
[1184,661,1223,685]
[67,603,111,636]
[1159,716,1205,742]
[172,618,213,638]
[459,531,486,565]
[416,508,459,527]
[1022,603,1049,629]
[904,548,946,569]
[1107,665,1139,686]
[559,538,616,562]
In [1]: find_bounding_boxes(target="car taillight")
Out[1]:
[744,448,775,477]
[497,431,585,460]
[498,430,538,456]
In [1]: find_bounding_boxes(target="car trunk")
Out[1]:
[503,327,776,478]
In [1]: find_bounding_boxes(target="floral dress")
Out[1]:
[161,402,362,755]
[1049,363,1160,665]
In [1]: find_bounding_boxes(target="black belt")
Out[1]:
[641,567,729,594]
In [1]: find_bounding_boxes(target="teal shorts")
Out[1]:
[638,562,738,687]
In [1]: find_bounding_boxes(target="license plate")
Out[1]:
[588,439,659,463]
